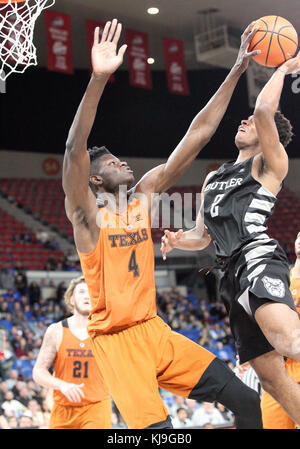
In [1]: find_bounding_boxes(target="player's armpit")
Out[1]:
[253,109,288,182]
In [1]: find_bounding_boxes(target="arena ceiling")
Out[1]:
[34,0,300,70]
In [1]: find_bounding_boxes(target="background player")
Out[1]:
[32,276,111,429]
[160,52,300,425]
[260,231,300,428]
[62,19,263,429]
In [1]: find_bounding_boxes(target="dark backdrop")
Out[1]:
[0,67,299,159]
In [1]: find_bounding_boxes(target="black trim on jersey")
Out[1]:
[62,319,69,328]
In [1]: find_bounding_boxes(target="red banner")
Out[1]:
[45,10,73,74]
[86,19,114,82]
[163,38,189,95]
[126,29,152,89]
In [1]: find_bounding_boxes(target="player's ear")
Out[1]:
[90,175,103,187]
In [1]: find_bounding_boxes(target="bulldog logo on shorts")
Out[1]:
[262,276,285,298]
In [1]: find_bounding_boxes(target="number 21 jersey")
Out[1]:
[53,319,110,406]
[203,157,278,258]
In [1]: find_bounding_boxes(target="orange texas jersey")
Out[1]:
[285,269,300,382]
[53,320,110,406]
[77,197,157,336]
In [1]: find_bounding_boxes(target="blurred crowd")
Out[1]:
[0,264,237,429]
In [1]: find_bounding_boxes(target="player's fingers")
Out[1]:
[246,49,261,57]
[93,26,100,46]
[118,44,127,58]
[175,229,183,239]
[243,20,257,36]
[107,18,118,42]
[164,230,171,239]
[245,26,259,42]
[100,21,111,43]
[112,22,122,44]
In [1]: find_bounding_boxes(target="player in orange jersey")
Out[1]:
[32,276,111,429]
[62,18,263,429]
[260,231,300,428]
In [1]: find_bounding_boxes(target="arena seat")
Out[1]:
[0,206,66,270]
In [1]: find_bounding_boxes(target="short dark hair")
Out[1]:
[274,111,293,148]
[88,146,111,172]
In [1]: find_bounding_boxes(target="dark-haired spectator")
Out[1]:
[17,386,32,407]
[56,281,66,304]
[28,282,41,305]
[216,402,233,424]
[1,391,26,418]
[15,270,28,296]
[15,337,30,359]
[172,408,192,428]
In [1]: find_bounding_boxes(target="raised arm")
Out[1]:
[253,51,300,183]
[32,324,85,403]
[63,19,127,218]
[136,22,260,194]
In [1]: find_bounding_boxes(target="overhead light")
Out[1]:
[147,7,159,15]
[147,57,155,64]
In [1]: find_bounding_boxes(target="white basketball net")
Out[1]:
[0,0,55,81]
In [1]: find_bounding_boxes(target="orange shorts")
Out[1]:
[90,316,217,429]
[261,389,298,429]
[49,398,112,429]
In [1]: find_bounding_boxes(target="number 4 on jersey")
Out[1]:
[129,250,139,277]
[210,194,224,218]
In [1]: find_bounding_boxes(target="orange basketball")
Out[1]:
[249,15,298,67]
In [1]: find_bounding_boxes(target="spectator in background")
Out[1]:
[36,230,49,245]
[172,407,193,428]
[18,413,34,428]
[7,415,18,429]
[4,369,19,390]
[0,414,9,429]
[185,398,198,420]
[66,248,79,263]
[192,401,227,427]
[56,281,66,304]
[0,381,9,404]
[216,402,233,424]
[169,395,187,418]
[17,386,32,408]
[27,399,46,428]
[15,337,30,359]
[14,270,27,296]
[28,282,41,305]
[0,265,15,290]
[1,391,27,418]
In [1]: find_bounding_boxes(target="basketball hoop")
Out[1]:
[0,0,55,81]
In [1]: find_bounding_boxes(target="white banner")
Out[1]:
[246,60,275,108]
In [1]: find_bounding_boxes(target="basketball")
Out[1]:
[249,15,298,67]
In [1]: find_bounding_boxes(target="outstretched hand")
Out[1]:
[160,229,183,261]
[92,19,127,78]
[234,21,261,73]
[278,50,300,74]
